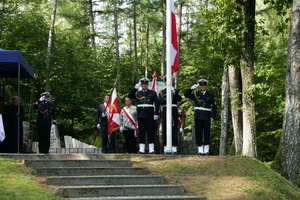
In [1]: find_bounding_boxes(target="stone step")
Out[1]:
[46,175,164,186]
[68,196,207,200]
[23,159,131,168]
[57,185,185,198]
[33,167,148,176]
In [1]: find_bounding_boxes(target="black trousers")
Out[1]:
[162,117,178,146]
[138,118,154,144]
[101,125,115,153]
[123,129,136,153]
[194,119,210,146]
[38,125,51,153]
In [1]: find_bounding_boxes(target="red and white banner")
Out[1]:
[122,108,138,137]
[171,0,178,74]
[107,87,120,135]
[151,72,158,93]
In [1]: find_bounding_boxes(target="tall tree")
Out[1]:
[134,0,138,81]
[240,0,257,157]
[45,0,58,92]
[272,0,300,185]
[219,63,230,155]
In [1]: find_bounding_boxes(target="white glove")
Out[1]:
[172,87,175,94]
[135,82,141,89]
[210,118,214,123]
[179,128,184,136]
[97,124,101,129]
[39,96,45,101]
[120,126,123,133]
[102,113,106,118]
[51,124,56,130]
[154,115,158,120]
[191,84,199,90]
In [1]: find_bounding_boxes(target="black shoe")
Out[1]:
[149,151,155,154]
[198,153,204,156]
[138,151,145,154]
[204,152,209,156]
[173,152,178,155]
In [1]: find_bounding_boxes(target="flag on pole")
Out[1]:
[171,0,178,74]
[151,72,158,93]
[107,87,121,135]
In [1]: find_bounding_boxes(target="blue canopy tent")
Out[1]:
[0,48,35,153]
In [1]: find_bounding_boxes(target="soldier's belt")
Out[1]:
[137,104,154,108]
[161,104,177,108]
[194,107,211,111]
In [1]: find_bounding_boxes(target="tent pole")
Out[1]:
[18,63,20,154]
[31,79,34,150]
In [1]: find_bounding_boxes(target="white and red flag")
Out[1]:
[171,0,178,74]
[107,87,120,135]
[151,72,158,93]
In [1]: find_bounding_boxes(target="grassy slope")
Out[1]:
[132,156,300,200]
[1,155,300,200]
[0,157,60,200]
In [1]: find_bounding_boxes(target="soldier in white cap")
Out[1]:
[184,79,217,155]
[128,78,159,154]
[33,92,56,154]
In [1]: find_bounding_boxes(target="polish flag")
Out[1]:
[171,0,178,74]
[151,72,159,93]
[107,87,120,135]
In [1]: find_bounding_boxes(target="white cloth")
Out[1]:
[149,143,155,153]
[139,143,145,153]
[97,124,101,129]
[119,126,123,133]
[39,96,45,101]
[0,114,5,142]
[179,128,184,136]
[172,146,177,153]
[154,115,158,120]
[198,146,203,154]
[120,106,137,131]
[210,118,214,123]
[191,84,199,90]
[135,82,141,89]
[51,124,56,130]
[204,145,209,153]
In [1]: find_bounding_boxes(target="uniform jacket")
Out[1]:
[128,88,159,119]
[157,88,182,118]
[33,101,56,126]
[184,88,217,120]
[96,103,108,128]
[120,105,137,131]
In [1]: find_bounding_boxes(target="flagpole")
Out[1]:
[165,0,172,154]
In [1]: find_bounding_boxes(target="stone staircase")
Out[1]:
[5,154,207,199]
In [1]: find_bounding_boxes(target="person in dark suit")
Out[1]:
[128,78,159,154]
[96,94,115,153]
[184,79,217,155]
[2,96,24,153]
[157,76,182,154]
[33,92,56,154]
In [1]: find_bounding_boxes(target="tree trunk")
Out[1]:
[113,0,121,95]
[145,9,149,78]
[240,0,257,158]
[173,1,182,89]
[219,64,230,156]
[229,65,243,155]
[45,0,57,92]
[134,0,138,81]
[272,0,300,185]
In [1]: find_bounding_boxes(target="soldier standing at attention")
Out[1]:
[184,79,217,155]
[33,92,56,154]
[128,78,158,154]
[177,101,186,154]
[157,75,182,154]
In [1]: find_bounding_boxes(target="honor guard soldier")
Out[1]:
[128,78,159,154]
[33,92,56,154]
[158,75,182,154]
[177,101,186,153]
[184,79,217,155]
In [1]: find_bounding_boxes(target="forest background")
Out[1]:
[0,0,297,187]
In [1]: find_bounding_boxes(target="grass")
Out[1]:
[0,157,61,200]
[131,156,300,200]
[1,155,300,200]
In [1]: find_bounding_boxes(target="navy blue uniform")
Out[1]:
[184,88,217,146]
[158,88,182,146]
[128,88,158,144]
[96,103,115,153]
[33,101,56,153]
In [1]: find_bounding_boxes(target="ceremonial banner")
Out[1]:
[171,0,178,74]
[107,87,120,135]
[151,72,158,93]
[0,114,5,142]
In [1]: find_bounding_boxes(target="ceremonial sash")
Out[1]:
[178,117,182,124]
[102,103,106,110]
[122,107,138,137]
